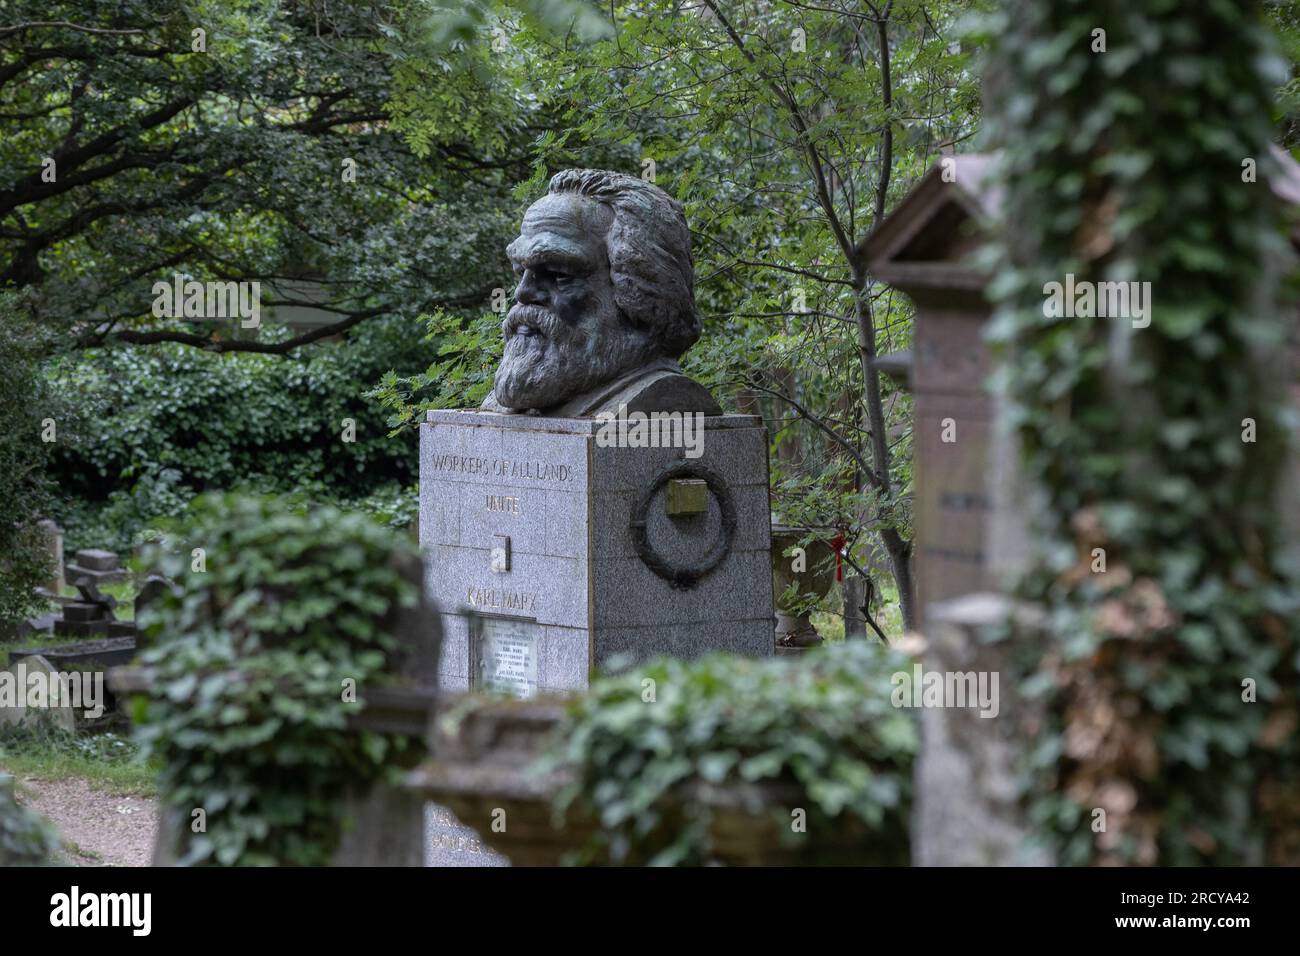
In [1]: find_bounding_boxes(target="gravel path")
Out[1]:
[8,773,156,866]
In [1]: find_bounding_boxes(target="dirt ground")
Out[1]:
[10,773,156,866]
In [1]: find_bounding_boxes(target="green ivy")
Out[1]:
[982,0,1300,864]
[540,641,917,866]
[131,493,424,866]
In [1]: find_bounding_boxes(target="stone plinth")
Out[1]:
[419,409,773,696]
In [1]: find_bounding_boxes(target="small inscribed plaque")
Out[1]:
[473,615,540,699]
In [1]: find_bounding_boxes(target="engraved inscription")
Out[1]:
[429,453,574,483]
[486,494,522,514]
[428,806,487,855]
[467,586,537,613]
[475,617,539,700]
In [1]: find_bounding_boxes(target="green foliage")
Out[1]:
[0,720,139,766]
[0,773,60,866]
[983,0,1300,864]
[542,641,917,865]
[1269,0,1300,147]
[0,720,154,795]
[368,308,503,431]
[0,0,518,344]
[0,290,69,626]
[47,316,435,554]
[411,0,612,50]
[381,1,992,629]
[131,493,424,866]
[348,483,421,532]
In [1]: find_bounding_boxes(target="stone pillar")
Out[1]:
[36,519,63,593]
[913,594,1050,866]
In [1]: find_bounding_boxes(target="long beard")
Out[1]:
[493,304,644,411]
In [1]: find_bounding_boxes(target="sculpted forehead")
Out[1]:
[507,193,614,270]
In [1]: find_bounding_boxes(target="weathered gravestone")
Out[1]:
[36,519,64,594]
[419,169,773,864]
[0,654,79,732]
[65,548,128,586]
[53,579,127,639]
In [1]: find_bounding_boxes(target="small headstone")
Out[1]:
[16,613,56,639]
[134,575,174,617]
[64,550,128,585]
[0,654,78,733]
[74,549,121,572]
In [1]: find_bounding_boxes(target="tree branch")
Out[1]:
[698,0,857,264]
[743,378,883,490]
[0,22,144,37]
[102,288,493,355]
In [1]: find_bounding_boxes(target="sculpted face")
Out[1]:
[493,192,653,411]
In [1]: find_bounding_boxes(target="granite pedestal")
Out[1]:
[419,408,774,696]
[418,407,772,866]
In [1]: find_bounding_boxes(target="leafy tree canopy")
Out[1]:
[0,0,538,353]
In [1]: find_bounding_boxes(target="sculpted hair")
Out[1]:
[547,168,702,358]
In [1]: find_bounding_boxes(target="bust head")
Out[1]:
[490,169,702,412]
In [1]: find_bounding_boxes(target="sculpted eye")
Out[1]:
[520,262,577,285]
[536,264,573,284]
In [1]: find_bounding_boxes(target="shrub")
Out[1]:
[47,315,435,554]
[131,492,429,866]
[542,641,918,865]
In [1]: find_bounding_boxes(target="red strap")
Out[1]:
[831,532,846,582]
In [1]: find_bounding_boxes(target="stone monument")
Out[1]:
[420,168,773,701]
[419,171,773,862]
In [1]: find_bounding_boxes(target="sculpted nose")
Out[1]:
[515,268,543,306]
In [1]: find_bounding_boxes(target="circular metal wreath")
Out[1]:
[629,461,737,589]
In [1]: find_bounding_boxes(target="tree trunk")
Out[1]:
[841,574,867,641]
[852,276,917,631]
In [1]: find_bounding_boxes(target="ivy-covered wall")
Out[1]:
[984,0,1300,864]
